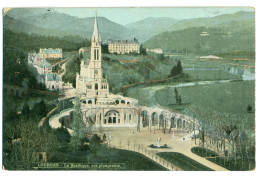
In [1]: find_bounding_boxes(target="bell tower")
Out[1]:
[90,16,102,81]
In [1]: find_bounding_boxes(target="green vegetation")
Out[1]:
[50,148,167,170]
[62,56,81,88]
[3,91,166,170]
[144,19,254,55]
[4,29,89,52]
[157,152,213,171]
[102,54,186,93]
[154,81,255,135]
[191,147,255,171]
[70,97,87,151]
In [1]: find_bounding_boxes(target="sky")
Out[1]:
[54,7,254,25]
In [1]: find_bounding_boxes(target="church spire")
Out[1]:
[92,15,99,40]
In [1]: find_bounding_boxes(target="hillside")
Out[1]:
[3,29,88,52]
[3,15,74,38]
[143,19,255,55]
[6,9,135,42]
[167,11,255,32]
[125,17,181,42]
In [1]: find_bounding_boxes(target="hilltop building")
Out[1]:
[146,48,163,54]
[107,38,140,54]
[76,17,138,127]
[39,48,62,59]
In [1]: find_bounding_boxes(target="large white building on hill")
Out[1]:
[107,38,140,54]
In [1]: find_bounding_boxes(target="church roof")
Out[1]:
[45,73,61,82]
[39,59,52,68]
[92,17,99,40]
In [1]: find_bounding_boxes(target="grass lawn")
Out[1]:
[191,147,255,171]
[154,81,255,137]
[157,152,213,171]
[46,148,167,171]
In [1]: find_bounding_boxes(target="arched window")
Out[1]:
[94,49,96,60]
[88,100,92,104]
[95,83,98,90]
[121,100,125,104]
[115,100,119,104]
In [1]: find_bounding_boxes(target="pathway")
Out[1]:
[108,127,228,171]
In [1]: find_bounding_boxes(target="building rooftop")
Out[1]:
[39,59,52,68]
[107,38,139,45]
[45,73,61,82]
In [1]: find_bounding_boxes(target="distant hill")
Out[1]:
[125,17,181,42]
[124,11,255,43]
[5,8,255,45]
[3,15,74,38]
[167,11,255,32]
[143,19,255,54]
[6,9,135,42]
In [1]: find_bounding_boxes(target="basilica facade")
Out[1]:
[76,17,139,127]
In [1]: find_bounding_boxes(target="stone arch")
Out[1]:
[121,100,125,104]
[183,120,186,129]
[177,119,182,129]
[159,113,165,128]
[88,100,92,104]
[105,110,120,124]
[151,112,158,126]
[83,100,86,104]
[115,100,119,104]
[141,110,149,127]
[127,101,130,105]
[170,117,175,128]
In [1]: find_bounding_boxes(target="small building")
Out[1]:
[36,59,52,74]
[44,73,62,91]
[39,48,62,59]
[146,48,163,54]
[107,38,140,54]
[200,32,209,37]
[28,53,42,65]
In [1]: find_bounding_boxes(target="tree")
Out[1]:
[55,127,71,148]
[247,105,252,112]
[176,60,183,74]
[70,96,86,151]
[169,60,182,77]
[3,120,59,170]
[21,103,30,119]
[32,100,47,119]
[174,88,182,105]
[140,45,147,55]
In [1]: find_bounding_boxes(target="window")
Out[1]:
[95,83,98,90]
[129,114,131,121]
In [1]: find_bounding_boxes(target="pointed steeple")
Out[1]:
[92,15,99,40]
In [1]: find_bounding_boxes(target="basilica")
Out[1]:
[76,17,139,127]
